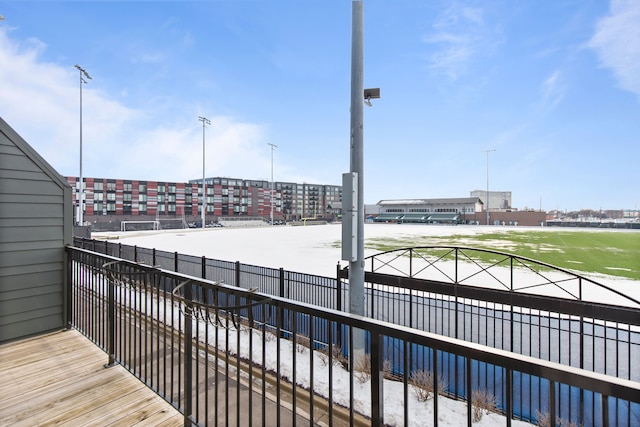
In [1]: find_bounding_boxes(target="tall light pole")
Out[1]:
[267,143,277,225]
[198,116,211,229]
[483,149,496,225]
[75,64,91,226]
[347,0,366,360]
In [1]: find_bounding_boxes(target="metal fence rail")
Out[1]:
[67,246,640,427]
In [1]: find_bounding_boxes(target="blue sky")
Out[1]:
[1,1,638,212]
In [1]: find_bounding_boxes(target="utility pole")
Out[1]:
[75,64,91,226]
[349,0,365,357]
[198,116,211,229]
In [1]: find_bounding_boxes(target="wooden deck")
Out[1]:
[0,329,183,427]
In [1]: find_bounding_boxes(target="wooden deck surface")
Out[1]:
[0,329,183,427]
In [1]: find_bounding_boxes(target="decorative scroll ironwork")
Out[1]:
[172,281,272,330]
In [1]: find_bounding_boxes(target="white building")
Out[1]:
[470,190,512,211]
[374,197,483,224]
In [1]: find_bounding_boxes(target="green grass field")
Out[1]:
[365,229,640,280]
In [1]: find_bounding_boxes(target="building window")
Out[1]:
[94,201,103,212]
[107,182,117,191]
[158,194,165,203]
[168,204,176,213]
[94,193,104,201]
[168,184,176,193]
[123,183,132,192]
[107,202,116,212]
[139,194,147,202]
[158,184,166,193]
[107,193,116,201]
[158,204,165,212]
[138,203,147,213]
[94,182,104,191]
[139,184,147,193]
[168,194,176,202]
[123,193,132,202]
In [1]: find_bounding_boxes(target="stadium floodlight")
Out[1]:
[364,87,380,107]
[75,64,91,226]
[198,116,211,229]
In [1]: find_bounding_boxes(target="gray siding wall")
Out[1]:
[0,119,72,343]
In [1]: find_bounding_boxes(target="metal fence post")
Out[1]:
[105,269,116,368]
[183,281,194,426]
[279,268,285,298]
[433,349,439,426]
[336,264,343,347]
[336,264,342,312]
[235,261,241,287]
[66,248,73,330]
[371,331,384,426]
[278,268,285,339]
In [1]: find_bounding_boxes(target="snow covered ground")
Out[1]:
[96,223,639,303]
[92,223,639,426]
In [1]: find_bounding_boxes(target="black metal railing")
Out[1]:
[73,238,639,383]
[67,246,640,426]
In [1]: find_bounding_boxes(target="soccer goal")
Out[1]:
[120,220,161,232]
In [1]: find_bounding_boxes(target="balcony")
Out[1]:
[1,241,639,426]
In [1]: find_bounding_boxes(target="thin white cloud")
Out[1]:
[423,2,498,81]
[588,0,640,97]
[541,70,566,109]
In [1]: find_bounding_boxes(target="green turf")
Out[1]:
[363,230,640,280]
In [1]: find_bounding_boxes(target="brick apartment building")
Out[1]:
[67,176,342,229]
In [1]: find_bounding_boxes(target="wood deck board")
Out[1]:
[0,336,89,370]
[0,345,103,391]
[37,384,161,426]
[0,329,182,427]
[0,367,131,418]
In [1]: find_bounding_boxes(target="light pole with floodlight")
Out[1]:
[75,64,91,226]
[268,143,277,225]
[198,116,211,229]
[342,0,380,361]
[483,149,496,225]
